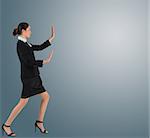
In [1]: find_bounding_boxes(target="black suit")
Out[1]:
[17,39,51,80]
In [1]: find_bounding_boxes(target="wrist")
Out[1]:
[43,59,47,64]
[48,39,52,44]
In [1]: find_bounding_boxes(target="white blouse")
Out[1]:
[18,35,32,47]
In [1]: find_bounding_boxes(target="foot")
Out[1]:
[3,124,16,136]
[36,121,47,133]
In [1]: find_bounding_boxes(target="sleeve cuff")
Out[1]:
[47,39,52,45]
[36,60,43,67]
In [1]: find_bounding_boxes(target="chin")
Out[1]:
[27,35,31,39]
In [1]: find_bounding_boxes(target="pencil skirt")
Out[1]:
[21,75,46,98]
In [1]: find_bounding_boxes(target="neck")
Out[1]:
[18,35,27,43]
[20,35,27,40]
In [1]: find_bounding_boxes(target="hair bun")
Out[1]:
[13,27,18,36]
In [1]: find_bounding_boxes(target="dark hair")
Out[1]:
[13,22,29,36]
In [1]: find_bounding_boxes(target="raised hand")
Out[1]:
[48,25,56,44]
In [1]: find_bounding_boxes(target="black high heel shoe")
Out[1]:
[1,124,16,137]
[34,120,48,134]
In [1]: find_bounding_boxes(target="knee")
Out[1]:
[20,98,29,106]
[22,99,29,105]
[41,91,50,101]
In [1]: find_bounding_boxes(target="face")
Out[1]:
[22,26,32,39]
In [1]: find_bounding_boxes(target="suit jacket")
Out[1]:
[17,39,51,79]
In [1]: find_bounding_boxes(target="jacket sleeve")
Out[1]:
[17,45,43,68]
[30,40,51,51]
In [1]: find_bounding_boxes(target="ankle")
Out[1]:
[37,119,43,122]
[4,122,11,126]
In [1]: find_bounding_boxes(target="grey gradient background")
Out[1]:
[0,0,2,137]
[1,0,150,137]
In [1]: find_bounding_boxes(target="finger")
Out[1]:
[48,52,53,60]
[48,54,52,61]
[51,49,54,54]
[52,26,56,35]
[48,52,51,58]
[51,51,54,56]
[51,25,54,33]
[48,50,54,57]
[51,27,54,38]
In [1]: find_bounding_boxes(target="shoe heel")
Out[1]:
[34,124,36,133]
[2,125,4,136]
[2,129,4,136]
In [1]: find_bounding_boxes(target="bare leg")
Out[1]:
[3,98,29,136]
[36,91,50,131]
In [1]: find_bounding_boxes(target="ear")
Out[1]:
[22,29,26,33]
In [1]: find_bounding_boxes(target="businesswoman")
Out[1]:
[1,22,55,137]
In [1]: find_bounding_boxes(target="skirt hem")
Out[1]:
[21,90,47,98]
